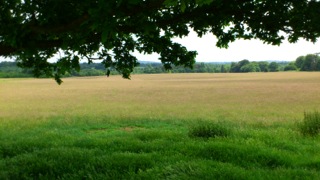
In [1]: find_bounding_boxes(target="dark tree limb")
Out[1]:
[28,13,90,34]
[0,44,18,56]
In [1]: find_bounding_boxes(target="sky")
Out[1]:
[1,30,319,63]
[134,30,320,62]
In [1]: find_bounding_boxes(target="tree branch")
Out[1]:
[27,0,165,35]
[0,44,18,56]
[28,13,90,34]
[119,0,166,16]
[0,39,63,56]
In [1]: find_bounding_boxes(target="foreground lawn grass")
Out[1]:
[1,117,320,179]
[1,72,320,178]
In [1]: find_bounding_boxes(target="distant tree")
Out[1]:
[238,60,250,68]
[258,61,269,72]
[197,63,207,73]
[230,62,240,73]
[144,64,157,74]
[240,64,252,72]
[317,57,320,71]
[230,59,250,72]
[240,63,260,72]
[268,62,279,72]
[295,56,305,70]
[224,64,231,73]
[301,54,319,71]
[284,62,298,71]
[251,62,261,72]
[220,65,226,73]
[79,69,104,76]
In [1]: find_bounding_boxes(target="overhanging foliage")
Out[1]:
[0,0,319,83]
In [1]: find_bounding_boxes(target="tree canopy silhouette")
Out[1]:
[0,0,319,83]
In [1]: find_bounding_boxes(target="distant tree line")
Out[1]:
[1,56,318,78]
[0,62,106,78]
[0,62,33,78]
[1,61,234,78]
[134,63,230,74]
[228,59,300,72]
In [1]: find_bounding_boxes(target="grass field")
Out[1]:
[1,72,320,179]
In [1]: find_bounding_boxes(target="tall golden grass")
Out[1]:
[1,72,320,124]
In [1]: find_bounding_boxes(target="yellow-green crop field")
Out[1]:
[1,72,320,179]
[1,72,320,122]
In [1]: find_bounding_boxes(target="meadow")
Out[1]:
[1,72,320,179]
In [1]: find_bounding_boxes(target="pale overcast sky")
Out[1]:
[1,31,319,63]
[134,30,320,62]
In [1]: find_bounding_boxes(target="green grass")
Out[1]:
[1,116,320,179]
[298,111,320,136]
[1,73,320,179]
[188,120,231,138]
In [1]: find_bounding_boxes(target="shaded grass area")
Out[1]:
[1,116,320,179]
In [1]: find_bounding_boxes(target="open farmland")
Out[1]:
[1,72,320,179]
